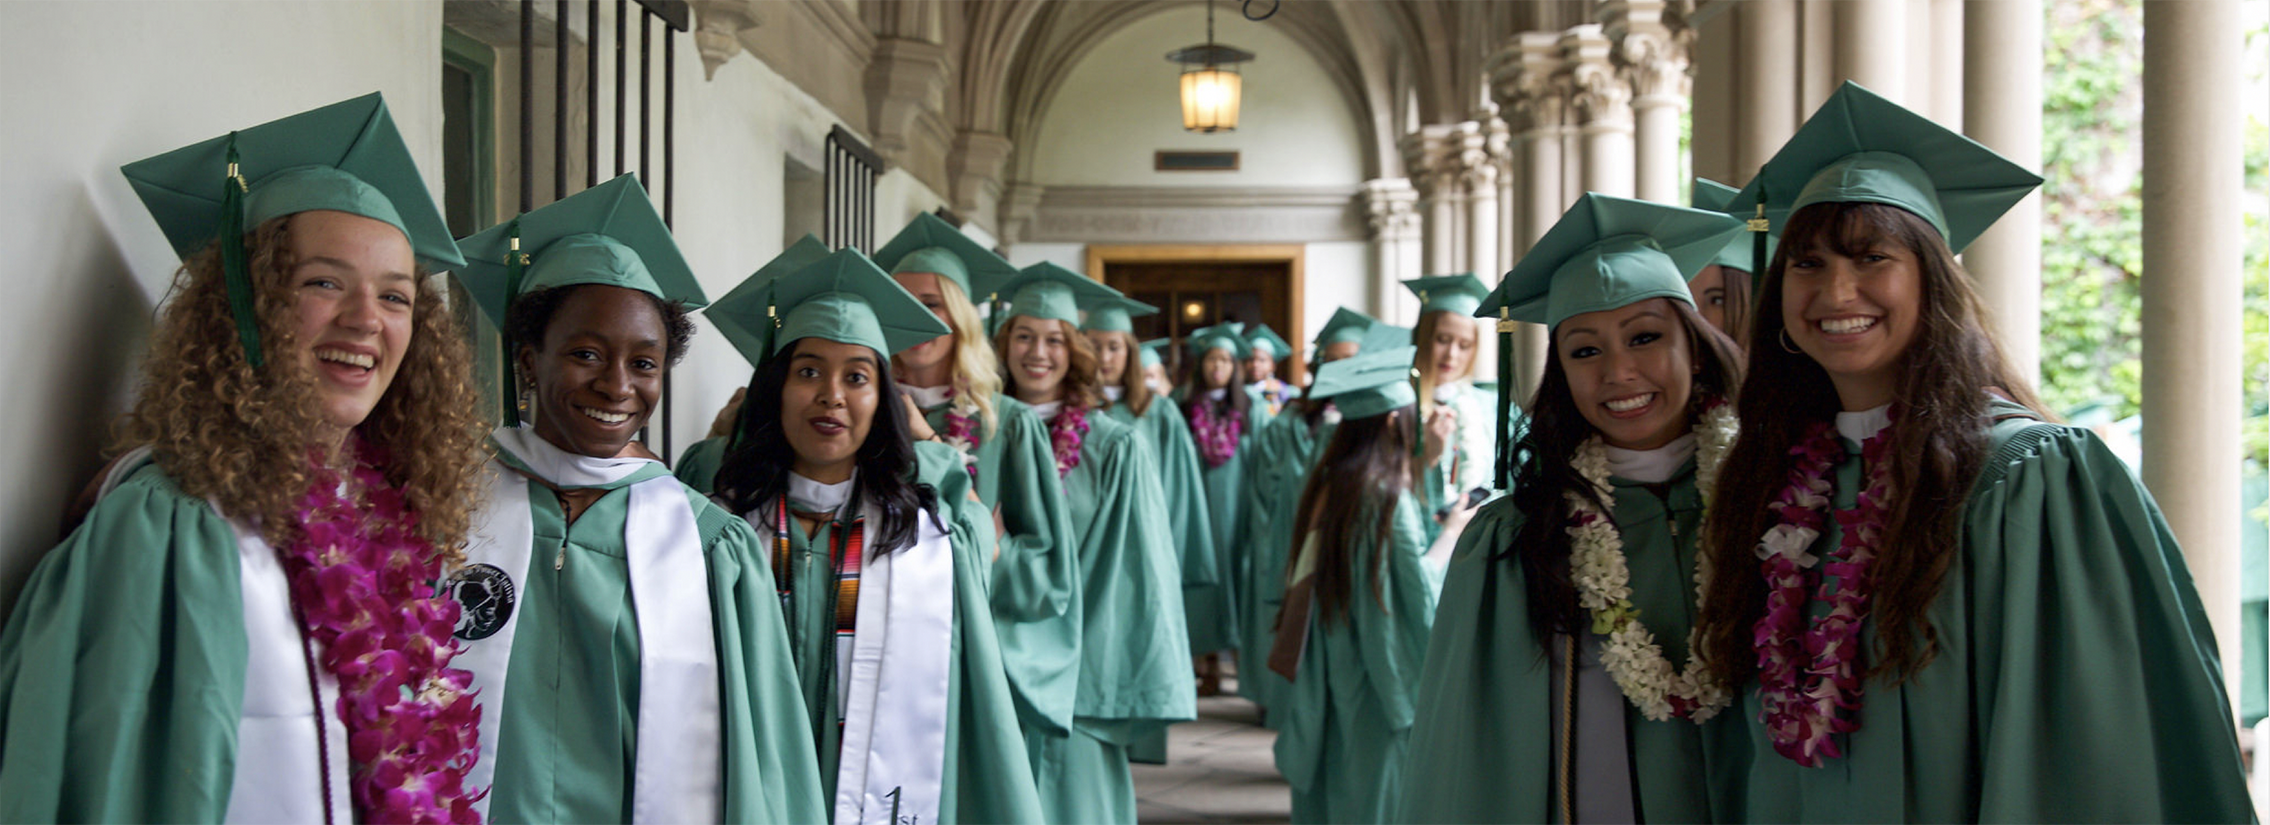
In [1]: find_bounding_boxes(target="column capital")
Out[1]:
[1604,0,1694,104]
[1487,31,1573,134]
[1562,25,1633,127]
[947,130,1014,233]
[689,0,765,80]
[1398,124,1467,198]
[1362,178,1422,242]
[999,182,1046,246]
[1453,120,1504,192]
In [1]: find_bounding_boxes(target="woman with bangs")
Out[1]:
[872,216,1080,801]
[704,246,1042,825]
[994,263,1191,825]
[1178,324,1270,693]
[1402,194,1752,824]
[0,95,490,822]
[449,175,824,823]
[1267,345,1455,824]
[1692,82,2250,822]
[1688,178,1767,349]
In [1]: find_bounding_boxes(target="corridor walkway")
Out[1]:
[1135,683,1291,824]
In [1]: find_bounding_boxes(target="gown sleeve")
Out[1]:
[931,461,1048,825]
[1071,425,1197,745]
[1147,402,1218,589]
[0,464,248,823]
[673,436,728,494]
[1962,423,2255,823]
[985,403,1083,737]
[695,494,831,825]
[1347,495,1437,732]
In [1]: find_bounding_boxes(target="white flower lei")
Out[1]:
[1564,402,1739,723]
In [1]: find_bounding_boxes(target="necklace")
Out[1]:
[1751,417,1894,767]
[1046,403,1090,477]
[1191,400,1244,468]
[1563,401,1738,722]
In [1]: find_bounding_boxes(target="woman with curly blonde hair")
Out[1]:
[0,95,491,823]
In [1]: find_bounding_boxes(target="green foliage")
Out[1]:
[2039,0,2146,420]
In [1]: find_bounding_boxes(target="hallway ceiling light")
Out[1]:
[1167,0,1255,133]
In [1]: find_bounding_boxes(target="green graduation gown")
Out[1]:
[466,434,827,824]
[1190,392,1273,656]
[760,442,1044,824]
[1400,459,1749,824]
[1273,493,1436,824]
[1424,381,1500,511]
[675,434,727,494]
[921,393,1081,754]
[1104,395,1218,764]
[1027,406,1195,825]
[1733,405,2254,823]
[0,461,344,822]
[1236,405,1336,718]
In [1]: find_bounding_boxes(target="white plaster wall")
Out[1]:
[1029,5,1366,188]
[0,1,449,618]
[1008,243,1087,272]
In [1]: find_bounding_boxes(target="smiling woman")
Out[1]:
[449,174,826,823]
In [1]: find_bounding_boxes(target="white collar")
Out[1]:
[1146,379,1170,395]
[1204,387,1228,401]
[1603,433,1695,484]
[1102,386,1125,402]
[1433,380,1470,403]
[787,470,856,515]
[1836,403,1894,444]
[901,384,953,409]
[1028,400,1063,420]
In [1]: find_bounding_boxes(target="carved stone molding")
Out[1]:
[1489,31,1572,134]
[947,130,1014,234]
[1561,25,1632,127]
[1455,120,1506,194]
[1603,0,1694,103]
[865,37,950,172]
[1022,185,1366,244]
[688,0,763,80]
[1362,178,1421,241]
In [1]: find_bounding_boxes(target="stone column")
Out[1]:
[2141,0,2245,714]
[1363,178,1423,323]
[1400,125,1466,276]
[1733,0,1799,177]
[1566,25,1635,199]
[1605,0,1692,205]
[1962,0,2041,387]
[1833,0,1905,101]
[1457,120,1503,277]
[1490,31,1574,404]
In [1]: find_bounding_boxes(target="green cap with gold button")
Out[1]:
[1304,345,1419,419]
[872,212,1020,301]
[1079,294,1159,334]
[764,248,950,357]
[1402,273,1490,317]
[456,173,707,329]
[1312,308,1378,348]
[1488,192,1743,328]
[997,262,1124,326]
[1692,178,1778,273]
[121,92,463,367]
[1732,81,2041,254]
[705,234,832,367]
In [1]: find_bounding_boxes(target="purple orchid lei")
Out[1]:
[939,391,981,483]
[280,436,485,823]
[1190,400,1244,468]
[1048,403,1091,477]
[1751,417,1894,768]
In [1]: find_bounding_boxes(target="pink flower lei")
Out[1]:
[937,390,981,482]
[280,436,485,823]
[1046,403,1091,477]
[1190,400,1244,468]
[1751,416,1894,768]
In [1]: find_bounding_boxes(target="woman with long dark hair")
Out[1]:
[1233,308,1391,722]
[872,217,1078,792]
[0,95,490,823]
[705,247,1043,825]
[992,262,1190,825]
[1401,194,1751,823]
[1267,345,1455,823]
[1693,82,2250,821]
[451,176,824,823]
[1178,324,1270,691]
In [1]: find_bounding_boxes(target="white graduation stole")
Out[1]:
[456,427,722,823]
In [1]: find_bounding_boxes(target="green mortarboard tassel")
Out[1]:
[1495,306,1514,490]
[218,134,262,368]
[500,218,525,427]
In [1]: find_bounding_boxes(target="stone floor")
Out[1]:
[1134,680,1291,825]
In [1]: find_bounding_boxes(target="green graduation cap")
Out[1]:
[1305,345,1419,419]
[1403,273,1490,317]
[1079,294,1159,334]
[872,212,1021,301]
[996,262,1124,326]
[1490,192,1743,328]
[1692,178,1778,273]
[1244,324,1293,360]
[1732,81,2041,254]
[1312,308,1379,348]
[763,248,951,357]
[456,174,707,329]
[705,234,833,367]
[1359,321,1413,354]
[1186,323,1248,356]
[121,92,463,366]
[1139,337,1170,369]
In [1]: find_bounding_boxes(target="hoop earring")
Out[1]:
[1779,328,1803,355]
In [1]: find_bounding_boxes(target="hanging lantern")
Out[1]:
[1167,0,1254,133]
